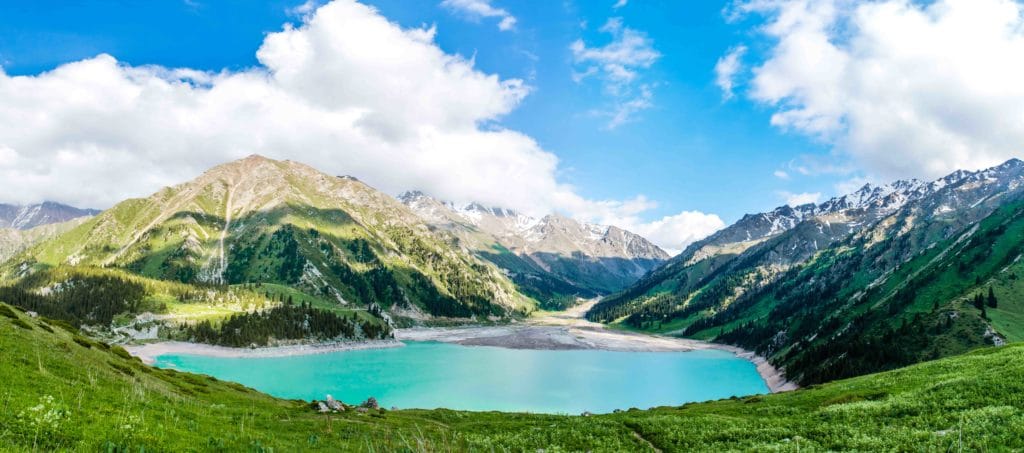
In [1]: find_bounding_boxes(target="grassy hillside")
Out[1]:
[2,156,532,321]
[0,217,91,264]
[587,169,1024,386]
[2,301,1024,451]
[683,198,1024,385]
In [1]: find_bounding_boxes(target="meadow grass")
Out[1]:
[2,301,1023,451]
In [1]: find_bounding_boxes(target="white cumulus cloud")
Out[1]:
[778,191,821,207]
[440,0,517,31]
[0,0,718,252]
[623,211,726,256]
[714,45,746,100]
[730,0,1024,180]
[571,17,661,128]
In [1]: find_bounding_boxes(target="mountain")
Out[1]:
[4,155,530,322]
[588,176,947,325]
[399,190,669,308]
[0,201,99,230]
[0,217,91,264]
[590,158,1024,384]
[3,301,1024,450]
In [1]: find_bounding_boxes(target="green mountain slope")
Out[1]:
[589,159,1024,385]
[710,196,1024,384]
[2,302,1023,451]
[0,217,90,263]
[3,156,532,321]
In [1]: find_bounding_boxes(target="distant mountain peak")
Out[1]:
[0,202,99,230]
[667,159,1024,273]
[999,157,1023,168]
[8,157,530,318]
[400,190,669,298]
[400,191,666,256]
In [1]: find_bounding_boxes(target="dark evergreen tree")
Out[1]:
[184,303,391,347]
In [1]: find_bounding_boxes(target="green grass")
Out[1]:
[982,267,1024,342]
[3,301,1024,451]
[990,305,1024,343]
[239,283,379,323]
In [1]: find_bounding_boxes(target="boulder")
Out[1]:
[362,397,379,410]
[325,394,344,411]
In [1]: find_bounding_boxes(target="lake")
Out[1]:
[153,341,769,414]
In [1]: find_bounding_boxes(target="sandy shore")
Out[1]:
[125,339,404,365]
[397,325,718,352]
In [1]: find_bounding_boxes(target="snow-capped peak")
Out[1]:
[398,190,669,261]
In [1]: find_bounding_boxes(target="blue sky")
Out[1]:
[1,0,1021,251]
[0,0,830,220]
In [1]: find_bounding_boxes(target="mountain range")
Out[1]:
[399,190,668,308]
[2,155,539,323]
[4,155,1024,387]
[590,158,1024,384]
[0,202,99,230]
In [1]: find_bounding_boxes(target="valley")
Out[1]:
[3,1,1023,449]
[1,155,1022,450]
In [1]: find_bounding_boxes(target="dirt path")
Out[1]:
[627,425,663,453]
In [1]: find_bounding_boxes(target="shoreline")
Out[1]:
[707,345,799,393]
[124,339,404,365]
[125,324,797,393]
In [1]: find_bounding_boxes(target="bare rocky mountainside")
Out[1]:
[399,190,669,308]
[589,158,1024,384]
[3,155,531,322]
[0,201,99,230]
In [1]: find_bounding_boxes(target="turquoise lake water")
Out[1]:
[153,341,769,414]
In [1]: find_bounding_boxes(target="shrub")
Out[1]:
[11,319,33,330]
[72,336,93,349]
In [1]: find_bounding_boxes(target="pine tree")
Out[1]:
[987,287,998,309]
[973,294,985,310]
